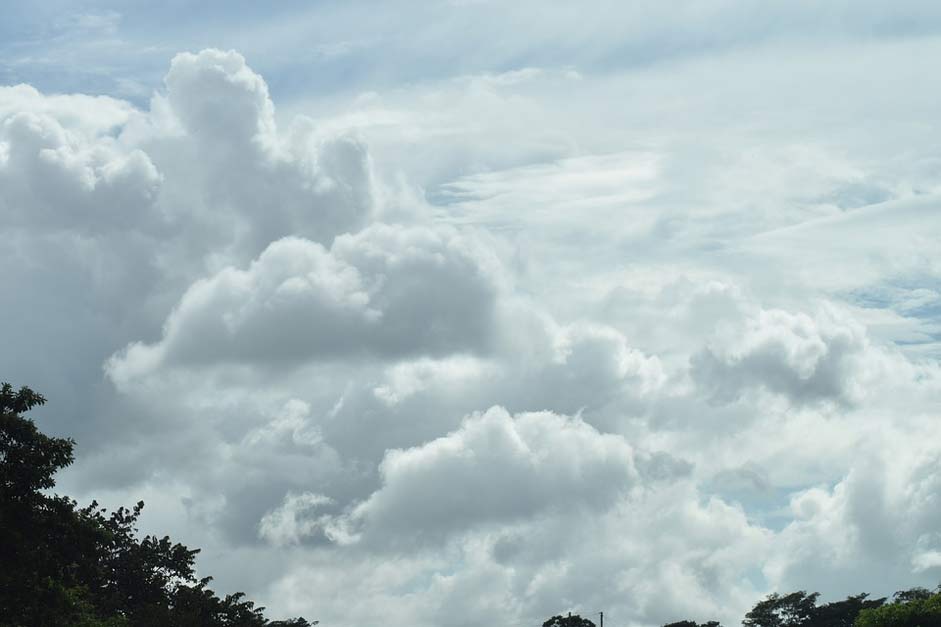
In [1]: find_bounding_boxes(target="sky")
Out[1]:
[3,1,941,625]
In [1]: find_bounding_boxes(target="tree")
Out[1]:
[0,382,310,627]
[663,621,721,627]
[744,591,819,627]
[811,593,884,627]
[0,383,71,499]
[741,590,887,627]
[543,614,597,627]
[855,588,941,627]
[891,587,933,604]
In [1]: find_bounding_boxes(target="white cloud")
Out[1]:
[153,49,375,253]
[259,492,334,547]
[0,108,162,230]
[4,14,941,626]
[106,222,502,380]
[261,480,769,627]
[691,306,874,406]
[766,440,941,597]
[322,407,642,546]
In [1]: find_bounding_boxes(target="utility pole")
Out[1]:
[599,611,603,627]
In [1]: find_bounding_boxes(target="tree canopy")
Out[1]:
[855,587,941,627]
[0,382,312,627]
[660,586,941,627]
[543,614,597,627]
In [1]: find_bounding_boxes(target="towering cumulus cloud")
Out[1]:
[157,50,373,252]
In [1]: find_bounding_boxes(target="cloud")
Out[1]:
[0,46,385,420]
[0,108,162,231]
[311,318,665,466]
[297,407,687,549]
[4,21,941,627]
[262,480,769,627]
[153,49,374,252]
[691,307,874,406]
[164,49,277,149]
[107,222,502,379]
[765,438,941,597]
[259,492,334,547]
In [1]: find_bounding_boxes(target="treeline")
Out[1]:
[0,383,312,627]
[664,586,941,627]
[552,587,941,627]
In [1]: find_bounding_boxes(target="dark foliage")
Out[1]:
[855,586,941,627]
[890,587,933,605]
[663,588,894,627]
[0,383,312,627]
[743,591,821,627]
[543,614,597,627]
[813,594,885,627]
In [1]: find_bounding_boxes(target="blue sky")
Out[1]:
[9,1,941,103]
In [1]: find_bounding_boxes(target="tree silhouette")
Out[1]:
[663,590,886,627]
[0,382,311,627]
[891,587,933,604]
[812,593,884,627]
[542,613,596,627]
[743,591,819,627]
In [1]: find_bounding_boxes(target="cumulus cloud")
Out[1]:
[262,480,768,627]
[259,492,334,547]
[309,318,666,467]
[691,307,874,406]
[164,49,277,150]
[0,107,162,231]
[368,319,665,412]
[152,49,374,253]
[107,222,501,380]
[766,440,941,597]
[0,49,377,276]
[284,407,645,547]
[4,16,941,627]
[0,48,372,246]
